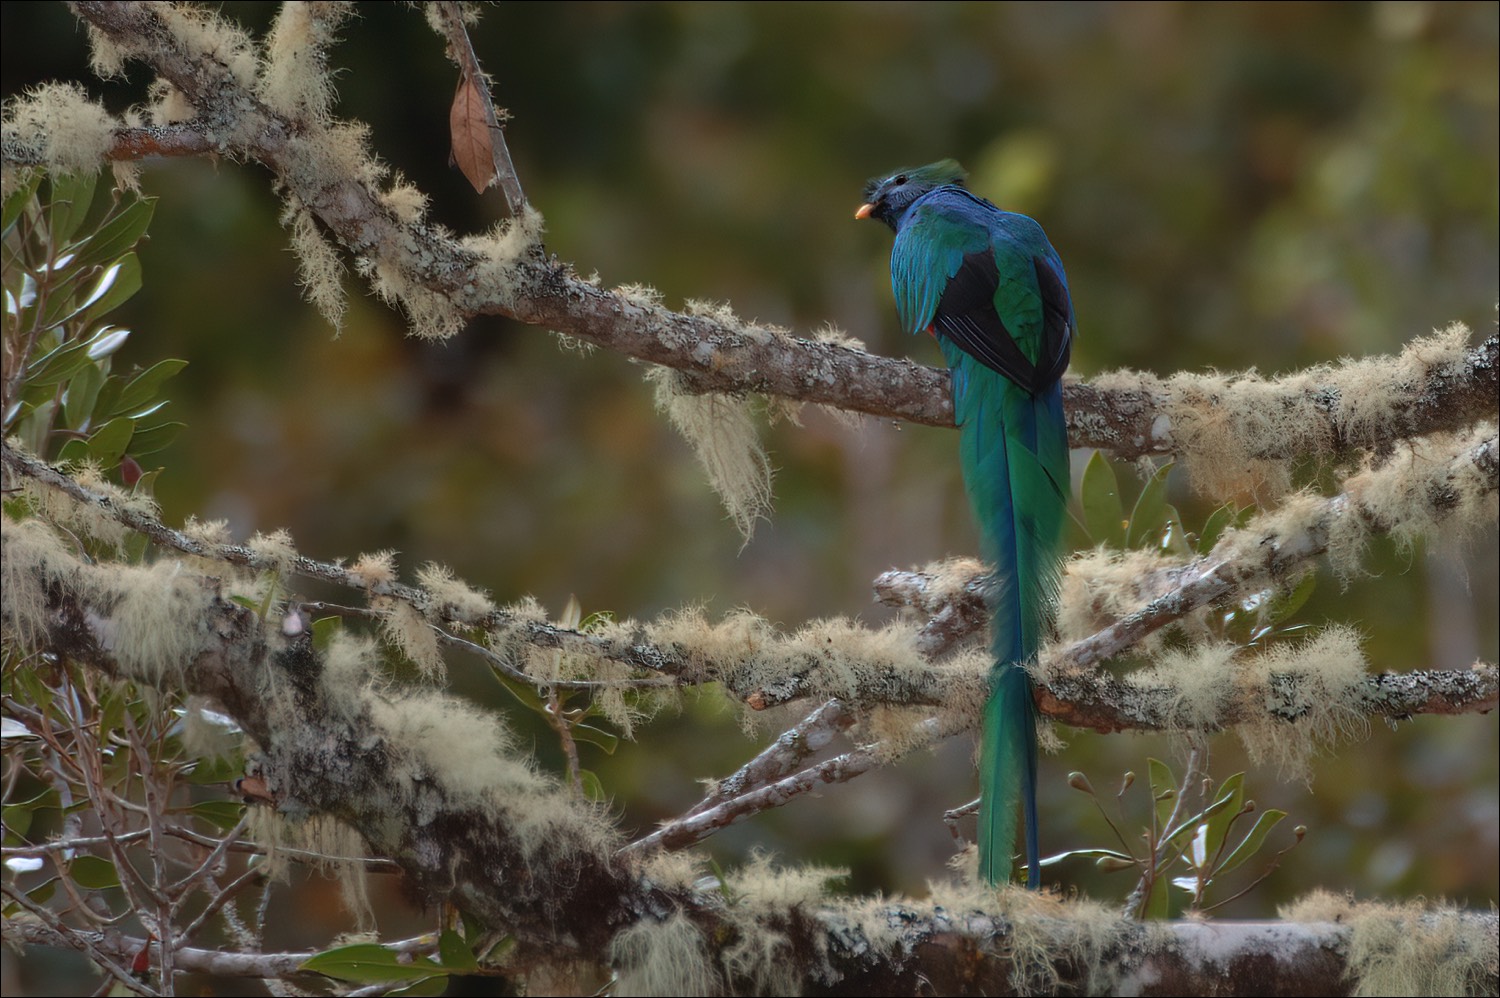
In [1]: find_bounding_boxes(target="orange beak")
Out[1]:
[854,203,875,220]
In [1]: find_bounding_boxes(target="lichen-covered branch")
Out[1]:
[8,4,1488,466]
[6,434,1494,734]
[10,516,1494,995]
[1035,662,1499,733]
[2,919,451,982]
[1054,432,1497,674]
[2,519,682,969]
[623,712,952,857]
[681,699,855,816]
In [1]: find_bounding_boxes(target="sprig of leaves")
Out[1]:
[2,171,184,487]
[1041,761,1304,918]
[1077,452,1314,648]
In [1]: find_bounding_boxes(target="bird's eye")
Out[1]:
[895,174,908,185]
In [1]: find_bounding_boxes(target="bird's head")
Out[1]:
[855,159,967,229]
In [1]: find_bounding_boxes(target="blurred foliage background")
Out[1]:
[3,0,1496,970]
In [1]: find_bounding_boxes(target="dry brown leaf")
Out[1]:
[449,74,496,194]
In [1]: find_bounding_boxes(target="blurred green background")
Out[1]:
[3,0,1496,963]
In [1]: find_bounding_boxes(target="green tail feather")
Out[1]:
[945,345,1069,886]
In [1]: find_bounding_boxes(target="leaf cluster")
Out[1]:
[2,171,181,484]
[1045,761,1302,919]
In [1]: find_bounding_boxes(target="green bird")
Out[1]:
[857,160,1072,886]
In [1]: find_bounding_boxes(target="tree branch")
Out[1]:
[431,1,525,213]
[7,434,1495,732]
[49,3,1498,461]
[622,710,948,857]
[682,699,857,819]
[9,861,1497,996]
[1035,662,1499,733]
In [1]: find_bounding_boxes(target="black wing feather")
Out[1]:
[932,251,1073,394]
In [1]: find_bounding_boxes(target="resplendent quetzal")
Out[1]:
[857,160,1072,887]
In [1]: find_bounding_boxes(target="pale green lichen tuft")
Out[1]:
[718,853,846,994]
[376,597,446,680]
[415,562,495,623]
[1236,625,1370,781]
[1282,890,1496,997]
[246,809,375,928]
[258,2,354,121]
[2,83,118,178]
[646,366,773,542]
[609,912,718,997]
[284,205,347,332]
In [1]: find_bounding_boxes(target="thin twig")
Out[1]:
[431,1,525,213]
[620,714,953,856]
[0,882,158,997]
[682,698,855,820]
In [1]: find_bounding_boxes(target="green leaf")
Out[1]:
[1037,847,1135,868]
[1143,874,1171,919]
[5,787,61,810]
[70,197,156,271]
[2,172,41,238]
[69,854,121,890]
[13,667,56,715]
[57,438,92,465]
[122,399,170,421]
[1162,789,1239,852]
[27,878,59,905]
[301,943,446,984]
[63,361,104,431]
[1161,504,1192,557]
[125,420,185,457]
[492,672,547,713]
[185,752,247,785]
[1199,773,1245,862]
[186,799,245,831]
[1265,571,1316,625]
[109,359,187,416]
[4,398,35,435]
[578,769,608,803]
[437,930,478,972]
[92,376,122,422]
[312,615,342,652]
[79,254,143,325]
[87,416,136,467]
[2,804,34,839]
[47,172,97,245]
[85,325,131,361]
[387,978,449,997]
[1080,451,1126,547]
[37,263,98,328]
[1199,503,1249,554]
[570,721,619,754]
[26,338,94,387]
[1215,809,1288,877]
[132,468,162,497]
[1148,757,1177,829]
[98,692,126,742]
[1126,462,1173,549]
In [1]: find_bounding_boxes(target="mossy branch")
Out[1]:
[1,524,678,964]
[7,526,1495,995]
[6,437,1494,734]
[12,4,1486,463]
[12,876,1497,997]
